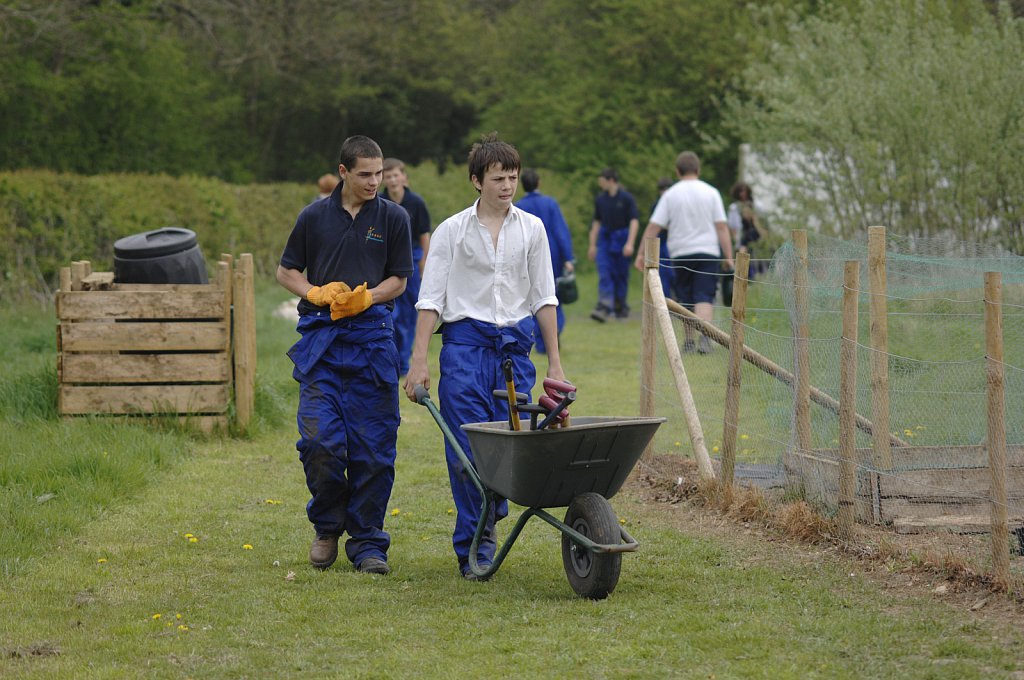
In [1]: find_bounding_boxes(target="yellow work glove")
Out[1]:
[330,283,373,320]
[306,281,350,306]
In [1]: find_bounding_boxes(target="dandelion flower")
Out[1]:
[97,558,107,564]
[740,434,749,440]
[152,613,162,620]
[183,533,193,539]
[178,625,189,632]
[712,446,720,453]
[264,499,281,505]
[188,537,198,543]
[390,508,401,517]
[243,544,253,550]
[674,441,681,447]
[618,518,626,525]
[176,613,182,620]
[446,508,454,515]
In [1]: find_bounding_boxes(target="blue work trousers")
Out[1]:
[596,228,631,311]
[438,318,536,574]
[391,246,423,375]
[288,307,400,566]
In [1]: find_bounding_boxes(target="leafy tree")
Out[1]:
[719,0,1024,249]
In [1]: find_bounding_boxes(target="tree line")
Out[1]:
[0,0,1021,248]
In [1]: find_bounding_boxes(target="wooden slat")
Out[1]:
[113,282,224,292]
[81,272,115,290]
[61,321,227,351]
[61,353,228,383]
[894,515,1024,535]
[59,384,228,414]
[61,414,228,434]
[57,290,226,320]
[878,467,1024,499]
[882,498,1024,522]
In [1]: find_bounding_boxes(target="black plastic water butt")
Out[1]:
[113,227,208,284]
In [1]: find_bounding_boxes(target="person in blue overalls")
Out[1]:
[381,157,432,375]
[587,167,640,321]
[276,135,413,575]
[515,168,574,355]
[404,133,568,581]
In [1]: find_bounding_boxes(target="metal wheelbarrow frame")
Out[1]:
[414,386,665,599]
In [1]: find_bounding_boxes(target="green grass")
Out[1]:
[1,273,1022,678]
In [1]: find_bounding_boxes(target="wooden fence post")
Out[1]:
[640,237,659,463]
[985,271,1010,587]
[721,251,750,492]
[791,230,812,471]
[837,261,860,537]
[233,253,257,431]
[645,268,715,480]
[868,227,893,472]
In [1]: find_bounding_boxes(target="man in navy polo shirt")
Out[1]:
[276,135,413,575]
[587,167,640,321]
[380,157,432,376]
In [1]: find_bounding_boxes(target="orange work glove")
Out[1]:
[306,281,350,306]
[330,282,373,320]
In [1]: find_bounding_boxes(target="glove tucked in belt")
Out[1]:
[330,283,373,320]
[306,281,351,306]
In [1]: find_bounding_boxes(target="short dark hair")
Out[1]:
[468,132,520,186]
[521,168,540,193]
[339,135,383,169]
[598,167,618,182]
[656,176,673,191]
[382,157,405,173]
[730,182,753,201]
[675,151,701,176]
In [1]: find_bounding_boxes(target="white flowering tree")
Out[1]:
[721,1,1024,249]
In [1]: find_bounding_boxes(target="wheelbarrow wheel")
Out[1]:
[561,492,622,599]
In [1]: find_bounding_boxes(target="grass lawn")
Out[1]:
[1,270,1022,678]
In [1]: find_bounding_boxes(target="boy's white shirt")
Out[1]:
[416,200,558,328]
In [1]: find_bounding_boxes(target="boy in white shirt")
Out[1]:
[404,132,567,580]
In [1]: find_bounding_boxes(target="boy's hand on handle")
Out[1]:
[306,281,351,306]
[403,360,430,403]
[330,282,373,320]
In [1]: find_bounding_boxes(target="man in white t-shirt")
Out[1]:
[634,151,733,354]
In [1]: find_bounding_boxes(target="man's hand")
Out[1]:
[403,359,430,402]
[587,244,597,261]
[330,283,373,320]
[622,242,634,258]
[633,252,647,272]
[307,281,350,306]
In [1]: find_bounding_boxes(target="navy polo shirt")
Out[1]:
[280,182,413,316]
[380,187,431,240]
[593,189,639,232]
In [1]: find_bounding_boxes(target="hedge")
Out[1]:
[0,170,312,298]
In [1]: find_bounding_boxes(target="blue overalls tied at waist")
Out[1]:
[288,305,395,381]
[437,316,537,572]
[440,316,535,357]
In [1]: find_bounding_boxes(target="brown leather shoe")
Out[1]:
[309,535,339,569]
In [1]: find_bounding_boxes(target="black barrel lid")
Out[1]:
[114,227,198,259]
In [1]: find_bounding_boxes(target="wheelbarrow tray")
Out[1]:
[460,416,666,508]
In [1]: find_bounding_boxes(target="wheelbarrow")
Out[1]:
[413,385,665,599]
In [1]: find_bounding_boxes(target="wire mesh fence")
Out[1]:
[640,230,1024,591]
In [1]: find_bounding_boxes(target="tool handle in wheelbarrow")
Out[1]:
[543,378,576,397]
[492,389,529,404]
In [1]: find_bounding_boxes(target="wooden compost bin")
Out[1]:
[55,254,256,433]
